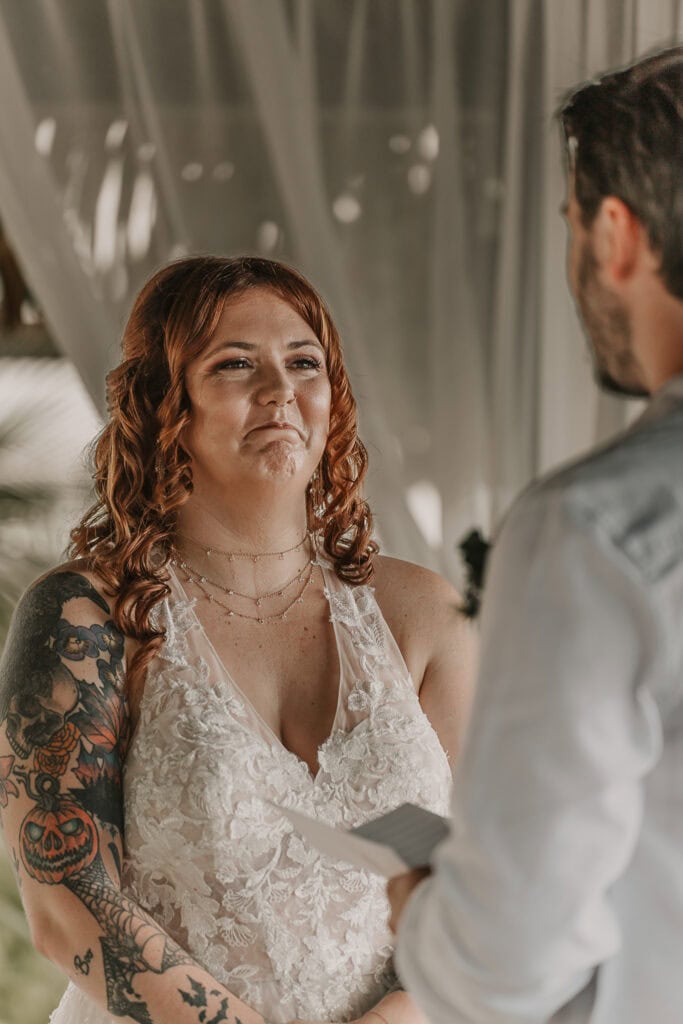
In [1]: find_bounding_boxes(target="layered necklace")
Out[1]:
[172,531,316,624]
[175,530,309,562]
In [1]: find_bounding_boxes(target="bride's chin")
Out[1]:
[255,445,307,480]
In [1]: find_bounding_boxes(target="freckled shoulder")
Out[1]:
[370,554,466,687]
[371,554,464,624]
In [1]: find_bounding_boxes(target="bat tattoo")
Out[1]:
[74,948,94,975]
[179,976,231,1024]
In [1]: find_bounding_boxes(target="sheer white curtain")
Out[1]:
[0,0,681,580]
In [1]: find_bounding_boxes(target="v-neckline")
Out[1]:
[169,560,345,782]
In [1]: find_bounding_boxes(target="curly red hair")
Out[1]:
[69,255,377,709]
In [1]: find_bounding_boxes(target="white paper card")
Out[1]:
[278,803,450,878]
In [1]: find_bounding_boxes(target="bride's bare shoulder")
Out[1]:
[371,554,468,665]
[371,554,463,616]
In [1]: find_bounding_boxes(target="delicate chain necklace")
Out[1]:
[175,530,310,562]
[176,559,316,623]
[173,552,314,607]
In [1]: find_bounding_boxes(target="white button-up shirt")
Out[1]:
[396,377,683,1023]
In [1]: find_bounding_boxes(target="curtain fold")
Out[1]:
[0,12,112,409]
[427,0,491,577]
[489,0,543,521]
[107,0,191,250]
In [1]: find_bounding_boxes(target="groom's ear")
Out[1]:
[592,197,646,286]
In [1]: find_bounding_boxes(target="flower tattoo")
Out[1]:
[54,619,100,661]
[0,754,19,808]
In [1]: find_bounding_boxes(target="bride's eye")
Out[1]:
[213,358,251,371]
[291,357,323,370]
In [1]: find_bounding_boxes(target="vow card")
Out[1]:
[277,802,450,878]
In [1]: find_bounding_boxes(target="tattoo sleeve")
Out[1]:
[0,571,263,1024]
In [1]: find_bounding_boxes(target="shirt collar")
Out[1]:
[634,373,683,428]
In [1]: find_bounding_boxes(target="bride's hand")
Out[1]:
[351,990,431,1024]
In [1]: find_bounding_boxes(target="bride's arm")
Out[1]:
[0,569,266,1024]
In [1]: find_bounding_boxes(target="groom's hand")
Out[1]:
[387,867,431,933]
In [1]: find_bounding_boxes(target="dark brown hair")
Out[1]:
[69,255,377,707]
[559,45,683,299]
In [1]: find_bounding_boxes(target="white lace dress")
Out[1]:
[51,560,452,1024]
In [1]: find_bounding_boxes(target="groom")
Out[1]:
[389,46,683,1023]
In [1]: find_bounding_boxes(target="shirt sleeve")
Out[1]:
[395,484,665,1024]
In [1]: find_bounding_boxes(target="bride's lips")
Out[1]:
[247,421,302,438]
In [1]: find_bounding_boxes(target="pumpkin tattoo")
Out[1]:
[19,773,98,883]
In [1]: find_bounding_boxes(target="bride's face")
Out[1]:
[182,288,331,495]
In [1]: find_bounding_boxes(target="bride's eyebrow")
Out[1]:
[205,340,254,357]
[205,339,323,359]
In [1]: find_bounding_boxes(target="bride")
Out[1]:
[0,255,476,1024]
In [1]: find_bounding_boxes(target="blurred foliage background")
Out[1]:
[0,850,66,1023]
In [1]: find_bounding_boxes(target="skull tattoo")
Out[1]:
[6,662,79,759]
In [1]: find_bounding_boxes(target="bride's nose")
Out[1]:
[255,365,295,405]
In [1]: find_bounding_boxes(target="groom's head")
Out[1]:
[558,46,683,397]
